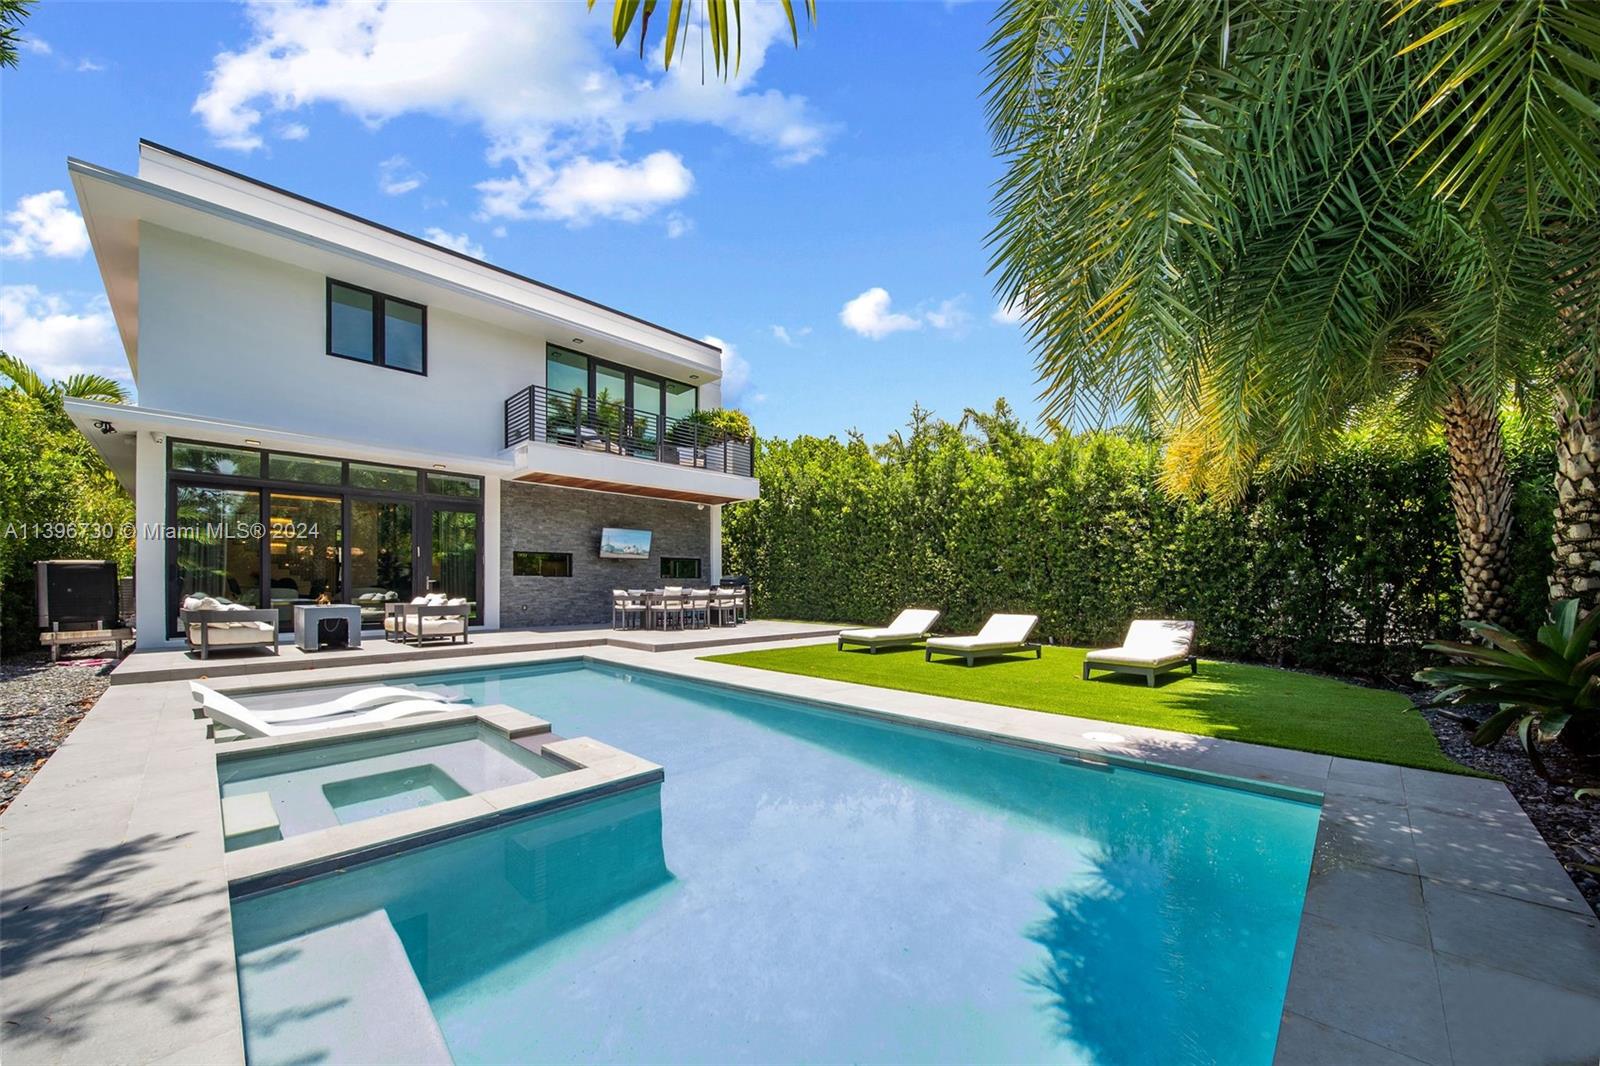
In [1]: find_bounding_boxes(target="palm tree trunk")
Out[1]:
[1440,387,1515,624]
[1549,385,1600,614]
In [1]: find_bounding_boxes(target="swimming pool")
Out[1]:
[232,661,1320,1064]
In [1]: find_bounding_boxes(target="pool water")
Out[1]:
[218,722,564,848]
[232,662,1320,1065]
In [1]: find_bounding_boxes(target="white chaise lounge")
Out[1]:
[1082,619,1198,687]
[837,608,943,653]
[924,613,1041,666]
[190,682,458,739]
[189,681,460,725]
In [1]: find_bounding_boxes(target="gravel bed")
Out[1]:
[0,645,116,814]
[1412,694,1600,917]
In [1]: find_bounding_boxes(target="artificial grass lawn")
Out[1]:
[702,643,1474,775]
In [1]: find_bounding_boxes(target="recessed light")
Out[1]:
[571,337,584,345]
[689,374,699,380]
[432,464,446,470]
[243,438,260,445]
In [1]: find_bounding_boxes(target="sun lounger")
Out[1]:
[1082,620,1198,687]
[837,608,943,652]
[190,682,457,739]
[924,613,1041,666]
[190,682,461,725]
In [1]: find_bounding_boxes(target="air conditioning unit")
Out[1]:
[35,560,122,631]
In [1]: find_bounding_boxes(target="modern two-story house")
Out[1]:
[64,140,758,649]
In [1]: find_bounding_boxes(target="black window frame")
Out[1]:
[326,278,428,375]
[163,438,483,636]
[513,551,573,578]
[659,556,702,580]
[545,343,697,433]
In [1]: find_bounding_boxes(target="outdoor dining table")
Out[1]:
[617,587,745,630]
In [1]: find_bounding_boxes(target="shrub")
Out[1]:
[723,403,1556,679]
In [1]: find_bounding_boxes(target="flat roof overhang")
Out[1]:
[63,398,518,494]
[68,158,724,386]
[509,441,760,505]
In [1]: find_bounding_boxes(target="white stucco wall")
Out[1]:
[136,222,547,459]
[133,431,168,648]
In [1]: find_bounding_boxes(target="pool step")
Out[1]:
[236,908,451,1065]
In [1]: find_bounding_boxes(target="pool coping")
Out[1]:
[2,638,1597,1064]
[214,705,664,897]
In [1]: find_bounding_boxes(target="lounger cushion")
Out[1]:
[187,621,274,645]
[925,636,1029,652]
[840,628,927,644]
[1085,620,1195,666]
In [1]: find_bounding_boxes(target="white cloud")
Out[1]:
[664,211,694,239]
[840,287,922,340]
[76,58,106,73]
[192,1,832,226]
[491,225,507,238]
[422,227,485,259]
[703,334,751,406]
[925,296,971,333]
[1,190,91,260]
[770,324,811,347]
[992,297,1027,325]
[0,286,128,384]
[277,121,310,141]
[20,37,51,56]
[501,151,693,225]
[378,154,425,196]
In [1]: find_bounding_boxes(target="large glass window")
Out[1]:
[268,453,342,484]
[544,346,696,454]
[172,443,260,478]
[327,279,426,374]
[665,380,697,426]
[430,509,479,619]
[349,499,413,627]
[173,487,262,621]
[167,441,482,634]
[267,493,343,628]
[328,283,375,363]
[349,462,418,493]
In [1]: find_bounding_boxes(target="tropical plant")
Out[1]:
[0,0,33,69]
[591,0,815,76]
[679,406,755,440]
[1,350,129,404]
[1391,1,1600,618]
[984,0,1592,624]
[1416,599,1600,766]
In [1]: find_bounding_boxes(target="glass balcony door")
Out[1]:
[171,486,264,629]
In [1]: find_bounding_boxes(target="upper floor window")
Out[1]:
[327,279,427,375]
[544,344,696,431]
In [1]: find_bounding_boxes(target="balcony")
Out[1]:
[504,384,758,504]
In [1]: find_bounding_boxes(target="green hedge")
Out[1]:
[723,405,1555,680]
[0,390,134,656]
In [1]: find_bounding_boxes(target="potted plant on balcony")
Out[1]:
[670,408,754,469]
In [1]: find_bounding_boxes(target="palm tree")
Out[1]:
[592,0,815,76]
[985,0,1585,623]
[0,350,129,404]
[1392,0,1600,615]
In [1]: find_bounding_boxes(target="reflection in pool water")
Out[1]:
[233,662,1319,1065]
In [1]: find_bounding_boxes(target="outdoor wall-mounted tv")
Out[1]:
[599,528,653,560]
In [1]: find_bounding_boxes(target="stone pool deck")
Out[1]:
[2,635,1597,1064]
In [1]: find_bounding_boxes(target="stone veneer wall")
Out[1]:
[500,480,712,626]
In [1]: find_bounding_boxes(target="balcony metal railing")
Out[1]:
[506,384,754,477]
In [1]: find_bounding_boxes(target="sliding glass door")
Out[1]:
[267,493,343,629]
[347,497,414,628]
[172,487,263,620]
[427,506,480,621]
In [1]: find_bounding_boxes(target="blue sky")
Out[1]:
[0,1,1040,440]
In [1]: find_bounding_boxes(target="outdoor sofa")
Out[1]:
[1082,619,1198,687]
[179,596,279,659]
[924,613,1041,666]
[384,595,471,646]
[837,608,942,652]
